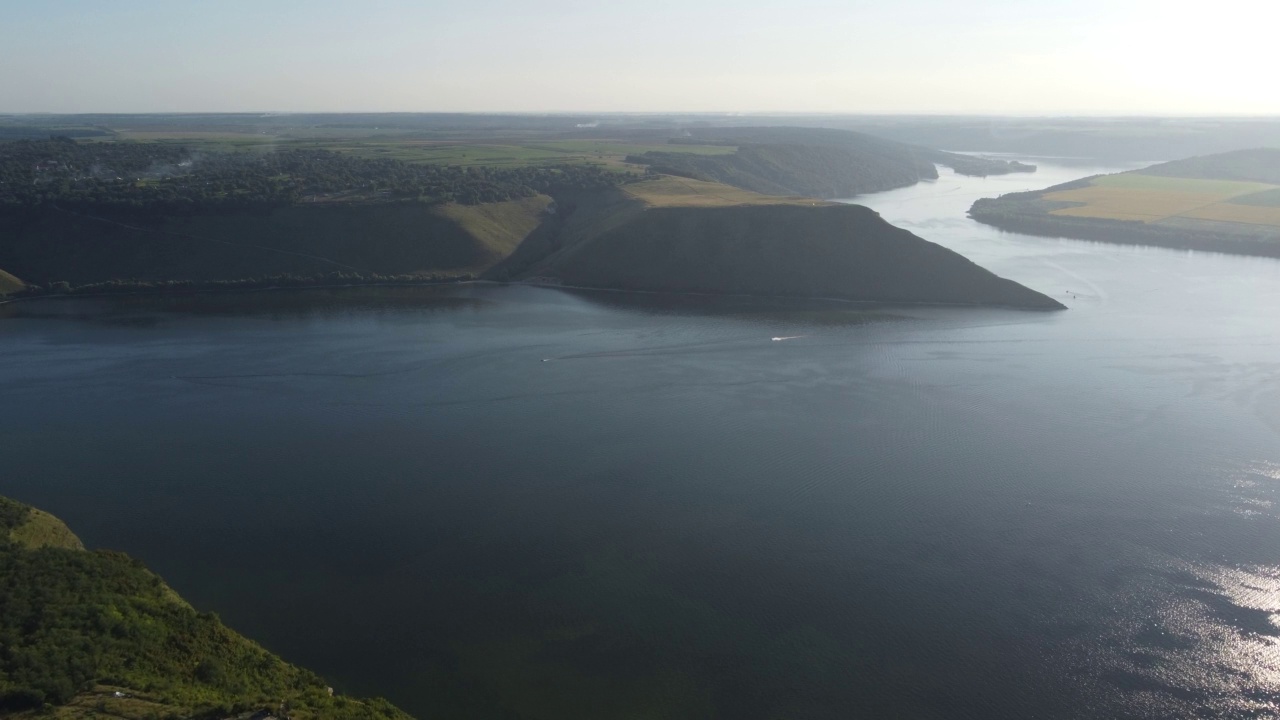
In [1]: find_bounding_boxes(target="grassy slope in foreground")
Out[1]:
[968,148,1280,259]
[0,495,411,720]
[492,177,1064,310]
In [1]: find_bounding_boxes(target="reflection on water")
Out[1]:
[3,160,1280,718]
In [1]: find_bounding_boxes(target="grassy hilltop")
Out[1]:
[0,495,411,720]
[969,148,1280,258]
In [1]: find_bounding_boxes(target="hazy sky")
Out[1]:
[3,0,1277,115]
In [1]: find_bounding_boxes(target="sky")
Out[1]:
[2,0,1278,115]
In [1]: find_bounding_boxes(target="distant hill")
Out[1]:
[625,127,1034,199]
[969,148,1280,258]
[838,117,1280,163]
[1138,148,1280,184]
[490,177,1063,310]
[0,495,411,720]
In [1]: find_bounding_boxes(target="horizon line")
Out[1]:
[4,110,1280,120]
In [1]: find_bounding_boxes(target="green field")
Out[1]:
[305,140,737,168]
[100,130,738,169]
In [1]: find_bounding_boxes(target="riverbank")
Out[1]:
[0,271,477,305]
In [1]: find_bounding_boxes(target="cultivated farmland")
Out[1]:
[968,148,1280,258]
[1044,174,1280,225]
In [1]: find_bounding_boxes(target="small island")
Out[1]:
[969,148,1280,259]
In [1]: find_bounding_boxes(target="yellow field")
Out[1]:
[102,131,738,169]
[1180,203,1280,227]
[1045,188,1229,221]
[1044,173,1280,226]
[623,176,826,208]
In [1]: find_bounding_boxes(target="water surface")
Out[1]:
[4,160,1280,718]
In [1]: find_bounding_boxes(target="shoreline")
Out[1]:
[969,212,1280,261]
[0,274,478,307]
[1,276,1068,313]
[526,278,1068,312]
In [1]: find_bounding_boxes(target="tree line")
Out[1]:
[0,138,637,214]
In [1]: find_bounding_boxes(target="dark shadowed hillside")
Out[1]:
[0,139,616,291]
[0,197,550,288]
[493,177,1063,310]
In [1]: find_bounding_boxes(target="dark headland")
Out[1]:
[491,177,1064,309]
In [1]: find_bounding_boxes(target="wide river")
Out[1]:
[4,160,1280,719]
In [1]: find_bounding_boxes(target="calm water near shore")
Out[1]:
[4,160,1280,718]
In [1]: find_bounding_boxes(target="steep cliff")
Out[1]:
[0,196,550,287]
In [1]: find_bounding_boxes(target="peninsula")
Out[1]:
[490,176,1064,309]
[969,148,1280,259]
[0,126,1057,309]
